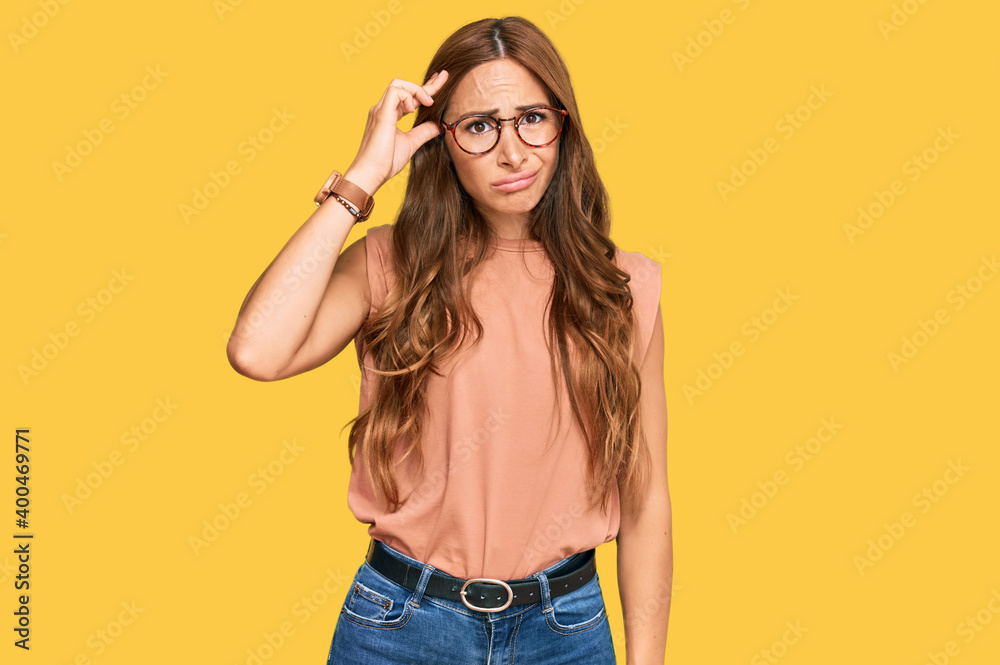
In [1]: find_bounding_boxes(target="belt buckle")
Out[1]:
[460,578,513,613]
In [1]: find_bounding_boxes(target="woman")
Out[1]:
[227,15,671,665]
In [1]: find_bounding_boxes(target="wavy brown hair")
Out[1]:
[343,16,652,522]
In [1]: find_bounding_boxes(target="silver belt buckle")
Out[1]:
[460,578,513,613]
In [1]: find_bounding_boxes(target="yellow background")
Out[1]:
[4,0,998,663]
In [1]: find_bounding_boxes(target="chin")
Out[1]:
[491,198,539,216]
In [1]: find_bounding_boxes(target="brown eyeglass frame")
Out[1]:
[440,106,569,155]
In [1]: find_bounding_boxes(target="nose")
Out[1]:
[495,120,527,167]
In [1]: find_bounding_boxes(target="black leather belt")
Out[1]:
[365,539,597,613]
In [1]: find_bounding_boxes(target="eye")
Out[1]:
[521,110,548,125]
[458,117,495,136]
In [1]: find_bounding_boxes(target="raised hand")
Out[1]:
[344,70,450,194]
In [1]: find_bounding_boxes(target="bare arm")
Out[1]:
[225,69,450,381]
[617,302,672,664]
[226,176,376,382]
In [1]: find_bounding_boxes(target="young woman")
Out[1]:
[227,16,671,665]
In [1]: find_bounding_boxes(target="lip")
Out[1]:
[491,170,538,192]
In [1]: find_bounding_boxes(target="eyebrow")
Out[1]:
[455,103,550,118]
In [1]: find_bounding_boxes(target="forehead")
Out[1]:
[449,59,552,116]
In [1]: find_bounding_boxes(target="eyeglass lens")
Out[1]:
[453,108,563,153]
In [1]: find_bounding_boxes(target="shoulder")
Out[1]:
[363,223,396,271]
[367,222,394,237]
[364,223,394,251]
[614,246,662,297]
[362,223,397,312]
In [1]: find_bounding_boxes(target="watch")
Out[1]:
[314,170,375,222]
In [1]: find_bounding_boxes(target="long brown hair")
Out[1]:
[344,16,652,521]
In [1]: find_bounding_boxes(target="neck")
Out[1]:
[486,216,532,241]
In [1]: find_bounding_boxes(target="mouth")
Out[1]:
[491,169,538,192]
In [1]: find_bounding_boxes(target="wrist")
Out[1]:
[343,166,382,196]
[313,167,377,221]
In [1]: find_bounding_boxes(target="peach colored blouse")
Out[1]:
[347,223,662,580]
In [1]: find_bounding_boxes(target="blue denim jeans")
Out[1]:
[326,539,616,664]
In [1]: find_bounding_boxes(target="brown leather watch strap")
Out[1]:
[314,170,375,222]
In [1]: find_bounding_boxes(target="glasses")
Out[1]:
[441,106,568,155]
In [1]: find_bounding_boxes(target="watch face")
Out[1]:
[314,170,342,205]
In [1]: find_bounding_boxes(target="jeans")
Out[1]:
[326,539,616,664]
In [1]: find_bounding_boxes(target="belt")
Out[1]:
[365,539,597,613]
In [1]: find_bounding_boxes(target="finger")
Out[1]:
[383,77,435,108]
[422,70,448,97]
[368,85,415,127]
[386,86,424,117]
[405,119,442,149]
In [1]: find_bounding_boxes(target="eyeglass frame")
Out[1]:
[440,106,569,155]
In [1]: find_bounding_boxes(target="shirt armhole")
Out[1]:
[364,223,394,318]
[616,249,663,368]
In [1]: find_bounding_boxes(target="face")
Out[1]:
[442,58,561,236]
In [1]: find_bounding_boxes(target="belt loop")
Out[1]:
[532,569,554,613]
[410,561,436,607]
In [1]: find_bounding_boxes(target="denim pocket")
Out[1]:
[339,561,414,629]
[544,572,608,635]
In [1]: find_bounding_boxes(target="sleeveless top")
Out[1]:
[347,223,662,580]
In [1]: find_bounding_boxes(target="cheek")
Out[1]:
[453,158,489,193]
[540,148,560,184]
